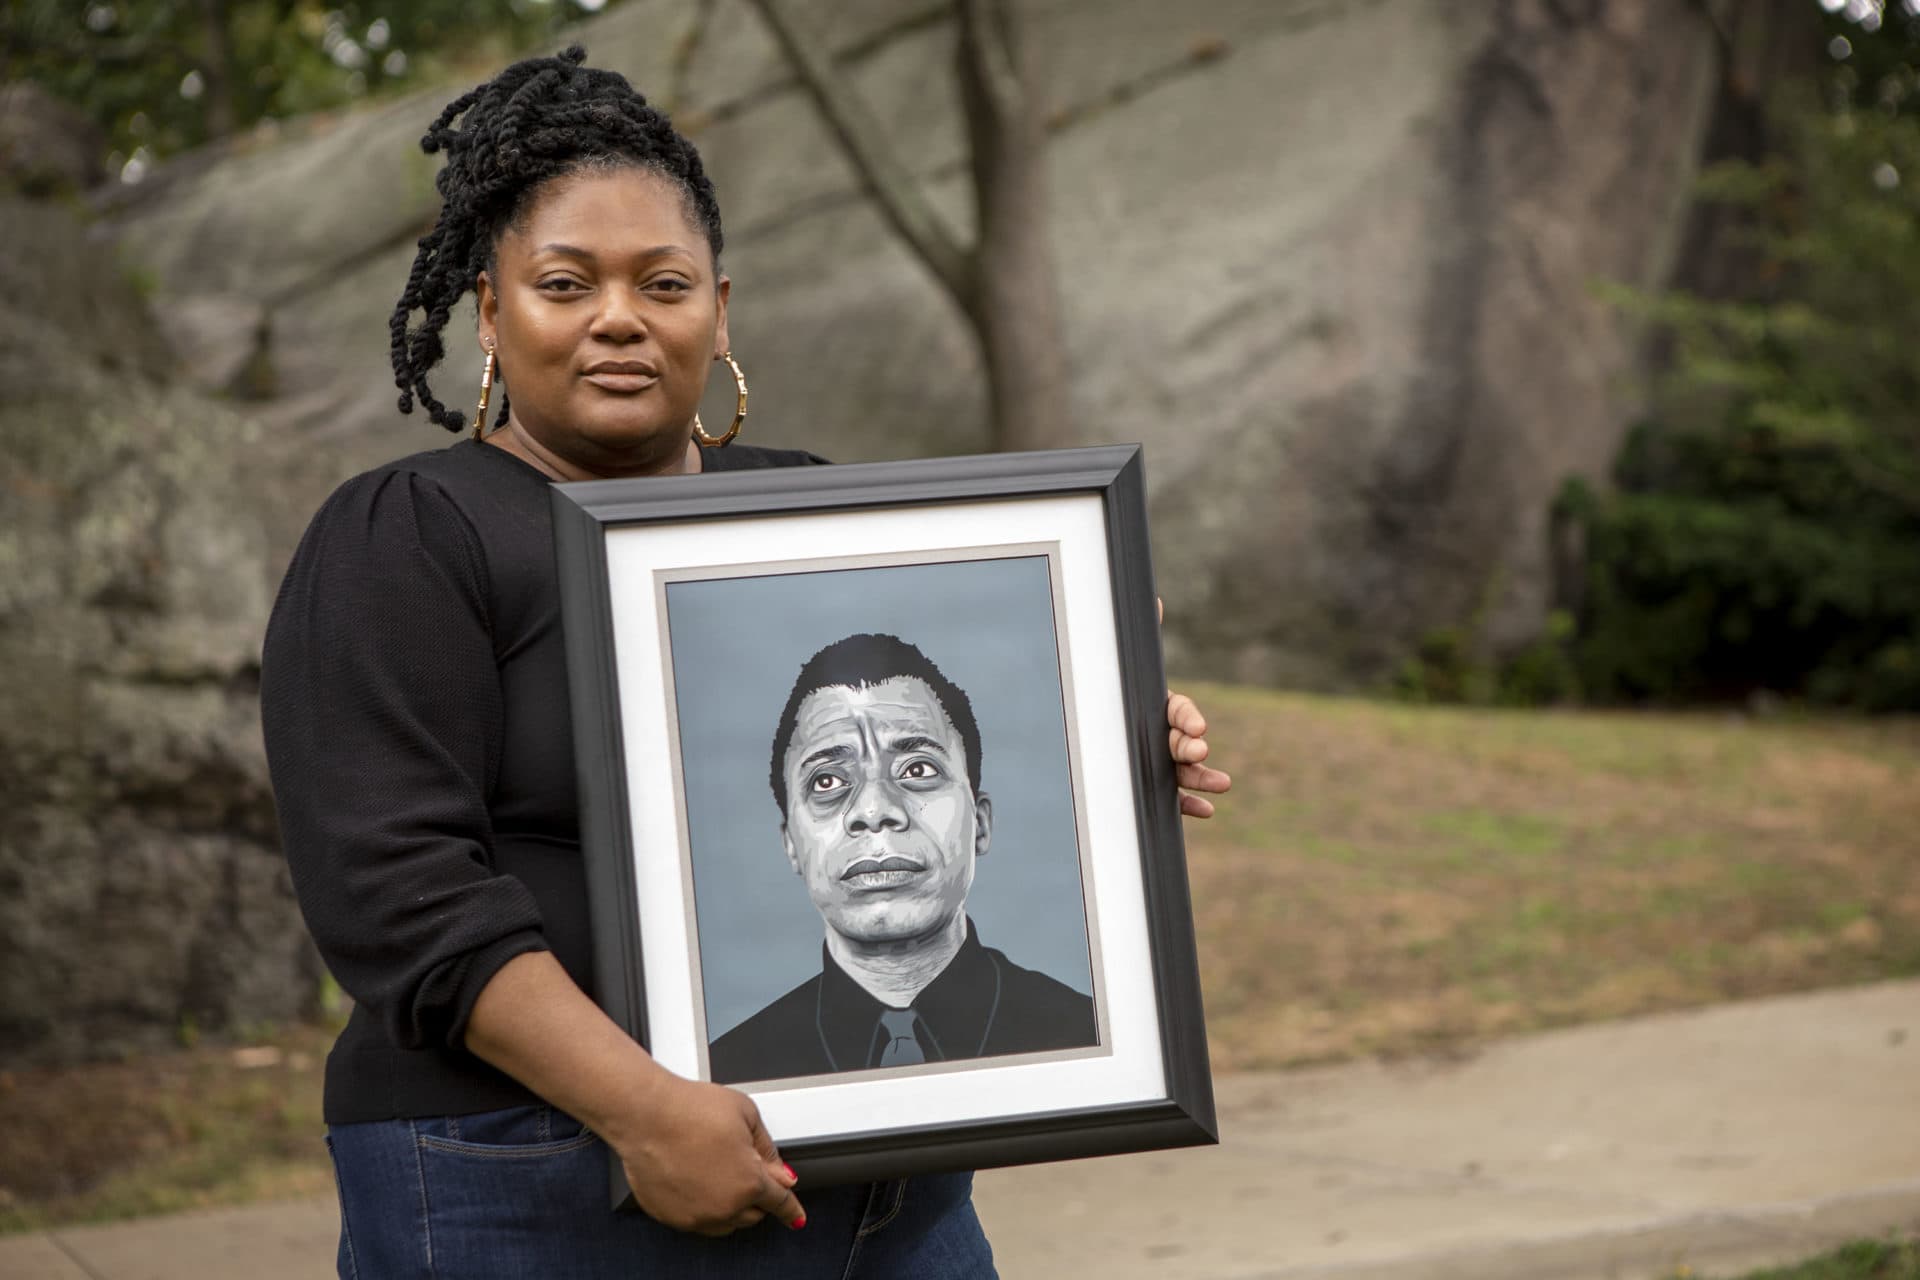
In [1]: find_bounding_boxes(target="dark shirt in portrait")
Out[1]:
[708,919,1097,1085]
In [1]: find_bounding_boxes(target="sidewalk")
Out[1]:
[5,980,1916,1280]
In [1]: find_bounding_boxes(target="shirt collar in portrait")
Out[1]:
[813,918,1004,1073]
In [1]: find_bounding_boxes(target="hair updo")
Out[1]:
[388,45,723,434]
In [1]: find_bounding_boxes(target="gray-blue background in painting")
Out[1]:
[660,554,1095,1042]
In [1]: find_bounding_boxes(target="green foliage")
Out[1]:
[1679,1237,1920,1280]
[317,973,348,1022]
[1391,611,1580,708]
[1562,420,1920,709]
[1,0,622,182]
[1391,627,1488,705]
[1497,609,1581,707]
[1562,36,1920,710]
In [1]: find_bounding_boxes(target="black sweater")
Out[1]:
[261,438,825,1123]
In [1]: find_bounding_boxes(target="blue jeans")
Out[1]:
[325,1104,997,1279]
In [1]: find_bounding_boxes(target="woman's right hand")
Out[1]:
[611,1071,805,1236]
[462,951,804,1237]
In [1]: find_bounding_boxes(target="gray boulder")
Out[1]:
[0,84,106,196]
[0,196,320,1065]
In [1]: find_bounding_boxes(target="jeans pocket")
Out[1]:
[415,1104,595,1158]
[412,1107,612,1277]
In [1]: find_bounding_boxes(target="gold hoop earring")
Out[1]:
[473,342,497,441]
[692,350,748,448]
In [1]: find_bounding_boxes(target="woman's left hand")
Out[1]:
[1158,598,1230,819]
[1168,690,1230,818]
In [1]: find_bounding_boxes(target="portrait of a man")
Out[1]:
[708,632,1099,1085]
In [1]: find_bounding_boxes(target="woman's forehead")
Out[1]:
[503,165,706,255]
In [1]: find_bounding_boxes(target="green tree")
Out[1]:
[2,0,616,183]
[1563,3,1920,709]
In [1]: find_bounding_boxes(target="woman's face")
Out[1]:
[476,165,727,479]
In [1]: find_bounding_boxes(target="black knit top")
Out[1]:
[261,438,826,1123]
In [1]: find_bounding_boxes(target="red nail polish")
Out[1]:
[790,1215,807,1231]
[782,1163,797,1182]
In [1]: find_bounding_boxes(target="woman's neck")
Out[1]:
[484,418,702,481]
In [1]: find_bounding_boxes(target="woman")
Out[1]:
[261,45,1229,1279]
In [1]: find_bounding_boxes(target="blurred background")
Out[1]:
[0,0,1915,1256]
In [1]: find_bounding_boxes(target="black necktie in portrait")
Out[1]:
[874,1008,935,1067]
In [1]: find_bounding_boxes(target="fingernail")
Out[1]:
[782,1162,797,1182]
[789,1215,807,1231]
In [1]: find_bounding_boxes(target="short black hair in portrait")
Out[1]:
[387,44,724,435]
[768,633,984,816]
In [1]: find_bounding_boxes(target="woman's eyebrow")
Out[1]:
[532,242,693,260]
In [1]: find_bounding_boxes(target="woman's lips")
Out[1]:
[581,370,660,393]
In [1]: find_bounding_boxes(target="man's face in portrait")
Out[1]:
[779,676,992,948]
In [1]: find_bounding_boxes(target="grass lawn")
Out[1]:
[1188,687,1920,1069]
[1681,1238,1920,1278]
[4,690,1918,1231]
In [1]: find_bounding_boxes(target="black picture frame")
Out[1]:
[551,445,1216,1203]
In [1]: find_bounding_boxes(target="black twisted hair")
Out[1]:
[389,45,724,434]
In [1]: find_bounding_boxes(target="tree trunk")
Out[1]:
[1669,0,1825,301]
[196,0,238,139]
[955,0,1074,451]
[732,0,1077,453]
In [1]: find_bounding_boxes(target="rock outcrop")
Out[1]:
[0,195,321,1066]
[0,83,106,195]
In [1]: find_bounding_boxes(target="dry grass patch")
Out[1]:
[0,1021,337,1233]
[1185,687,1920,1069]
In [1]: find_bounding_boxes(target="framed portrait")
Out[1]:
[551,445,1215,1198]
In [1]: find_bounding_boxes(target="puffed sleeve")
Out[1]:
[261,467,548,1052]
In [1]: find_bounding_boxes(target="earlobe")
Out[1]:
[973,792,993,859]
[713,275,731,356]
[476,270,498,349]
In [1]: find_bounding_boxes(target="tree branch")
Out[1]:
[956,0,1023,122]
[1685,0,1737,62]
[744,0,974,306]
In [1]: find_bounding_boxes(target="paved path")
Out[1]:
[5,981,1916,1280]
